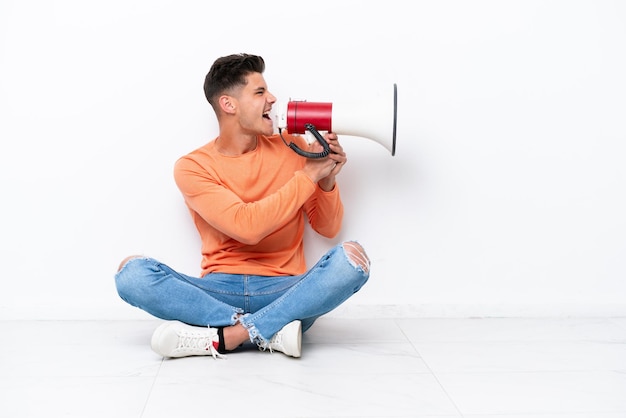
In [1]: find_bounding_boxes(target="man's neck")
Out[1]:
[215,132,258,156]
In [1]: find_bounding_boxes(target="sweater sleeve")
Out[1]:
[303,184,344,238]
[174,156,317,246]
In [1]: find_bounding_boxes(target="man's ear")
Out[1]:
[219,95,236,114]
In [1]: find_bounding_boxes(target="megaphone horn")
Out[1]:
[275,83,398,158]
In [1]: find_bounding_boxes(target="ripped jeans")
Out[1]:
[114,241,370,347]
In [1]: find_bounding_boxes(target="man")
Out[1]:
[115,53,370,359]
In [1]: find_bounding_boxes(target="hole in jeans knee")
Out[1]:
[342,241,370,274]
[117,255,142,272]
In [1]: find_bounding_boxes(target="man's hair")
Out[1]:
[203,53,265,111]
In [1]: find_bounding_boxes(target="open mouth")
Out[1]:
[262,111,271,120]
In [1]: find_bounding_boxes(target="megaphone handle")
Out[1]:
[282,123,331,159]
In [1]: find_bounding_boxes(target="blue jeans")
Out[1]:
[115,242,369,346]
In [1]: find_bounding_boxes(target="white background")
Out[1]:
[1,0,624,319]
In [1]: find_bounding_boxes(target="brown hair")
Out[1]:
[203,53,265,111]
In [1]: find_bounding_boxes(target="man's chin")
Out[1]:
[261,124,275,136]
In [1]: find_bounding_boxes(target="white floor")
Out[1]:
[1,317,625,418]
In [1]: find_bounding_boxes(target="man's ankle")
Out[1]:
[223,323,249,351]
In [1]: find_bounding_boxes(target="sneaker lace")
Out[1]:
[263,331,283,354]
[178,328,227,360]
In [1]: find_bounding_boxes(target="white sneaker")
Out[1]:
[151,321,226,359]
[265,320,302,358]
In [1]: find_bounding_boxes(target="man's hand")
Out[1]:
[302,132,347,191]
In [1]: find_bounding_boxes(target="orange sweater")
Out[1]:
[174,134,343,277]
